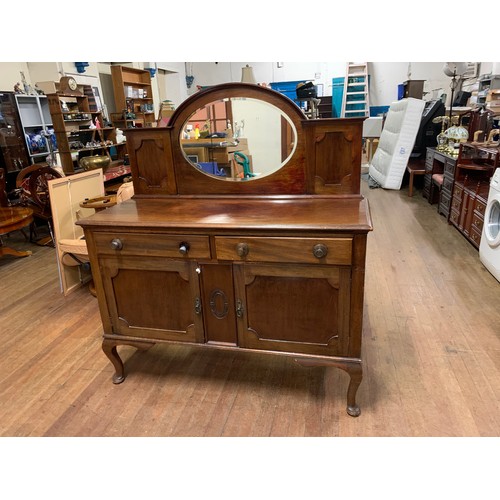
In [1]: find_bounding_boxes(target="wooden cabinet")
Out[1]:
[47,92,127,174]
[449,142,498,248]
[402,80,425,99]
[424,147,457,219]
[0,92,30,173]
[110,66,155,128]
[78,83,372,417]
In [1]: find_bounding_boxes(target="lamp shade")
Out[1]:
[241,65,256,84]
[443,62,468,77]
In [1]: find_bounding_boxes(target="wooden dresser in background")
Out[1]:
[78,83,373,417]
[449,142,499,249]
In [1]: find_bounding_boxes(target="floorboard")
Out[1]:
[1,177,499,438]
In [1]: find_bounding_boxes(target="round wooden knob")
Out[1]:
[179,242,190,255]
[236,242,249,257]
[110,238,123,250]
[312,243,328,259]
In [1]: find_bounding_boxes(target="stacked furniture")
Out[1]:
[77,82,373,417]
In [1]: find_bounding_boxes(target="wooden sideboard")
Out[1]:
[449,142,498,249]
[78,83,373,417]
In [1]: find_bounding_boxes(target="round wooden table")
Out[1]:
[0,206,34,258]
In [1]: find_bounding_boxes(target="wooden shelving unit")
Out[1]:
[110,65,155,128]
[14,94,54,165]
[47,92,127,174]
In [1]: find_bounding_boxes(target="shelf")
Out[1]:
[123,80,151,87]
[456,163,494,171]
[61,143,127,154]
[24,123,50,128]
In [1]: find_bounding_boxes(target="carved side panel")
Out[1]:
[314,131,353,192]
[303,118,363,195]
[125,129,177,195]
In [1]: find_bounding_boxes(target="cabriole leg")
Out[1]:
[102,339,125,384]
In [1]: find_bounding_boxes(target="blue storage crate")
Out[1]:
[197,162,225,176]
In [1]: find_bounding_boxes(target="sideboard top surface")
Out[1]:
[78,196,373,233]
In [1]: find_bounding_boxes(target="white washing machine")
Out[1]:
[479,168,500,282]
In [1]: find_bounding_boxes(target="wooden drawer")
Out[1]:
[426,149,434,162]
[449,209,460,227]
[93,232,211,258]
[214,236,352,265]
[472,212,484,233]
[442,175,454,194]
[453,183,464,198]
[474,198,487,217]
[451,196,462,212]
[444,159,456,176]
[439,192,451,214]
[469,226,482,248]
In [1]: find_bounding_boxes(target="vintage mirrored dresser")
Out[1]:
[78,82,373,416]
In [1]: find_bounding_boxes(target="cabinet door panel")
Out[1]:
[200,263,237,345]
[234,263,350,356]
[100,257,203,342]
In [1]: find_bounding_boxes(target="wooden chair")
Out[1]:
[430,172,444,206]
[15,163,63,246]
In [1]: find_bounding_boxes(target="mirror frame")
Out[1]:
[178,94,299,183]
[169,83,308,195]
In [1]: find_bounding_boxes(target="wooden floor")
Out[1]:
[1,178,499,437]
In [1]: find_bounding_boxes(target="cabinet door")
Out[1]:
[233,263,351,356]
[100,256,203,342]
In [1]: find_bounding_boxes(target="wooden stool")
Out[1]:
[406,163,426,197]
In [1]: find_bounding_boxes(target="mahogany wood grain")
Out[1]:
[77,83,373,417]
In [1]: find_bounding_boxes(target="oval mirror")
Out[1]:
[180,97,297,181]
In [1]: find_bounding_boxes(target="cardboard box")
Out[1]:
[486,89,500,102]
[36,81,57,94]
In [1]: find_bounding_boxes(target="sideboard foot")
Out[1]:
[295,356,363,417]
[102,339,124,384]
[102,338,155,384]
[345,363,363,417]
[346,404,361,417]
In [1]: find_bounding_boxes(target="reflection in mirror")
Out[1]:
[180,97,297,181]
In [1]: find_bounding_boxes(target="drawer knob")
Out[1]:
[313,243,328,259]
[236,242,249,258]
[110,238,123,250]
[179,242,190,255]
